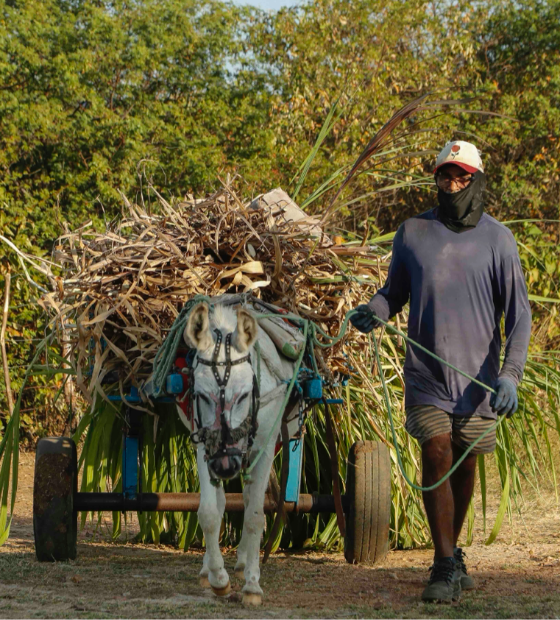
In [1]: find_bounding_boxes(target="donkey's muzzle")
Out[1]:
[208,448,242,480]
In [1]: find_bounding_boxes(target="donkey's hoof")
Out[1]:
[234,567,245,579]
[243,593,262,606]
[199,575,210,589]
[211,583,231,597]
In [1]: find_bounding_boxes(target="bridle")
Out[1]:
[189,328,260,472]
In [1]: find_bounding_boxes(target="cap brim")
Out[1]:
[434,162,479,174]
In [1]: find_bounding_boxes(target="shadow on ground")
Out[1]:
[1,536,560,619]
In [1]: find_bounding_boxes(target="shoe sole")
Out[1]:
[422,588,461,603]
[461,577,475,590]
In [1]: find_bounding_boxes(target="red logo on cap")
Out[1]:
[451,145,460,152]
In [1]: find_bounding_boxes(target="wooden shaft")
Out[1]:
[74,492,336,513]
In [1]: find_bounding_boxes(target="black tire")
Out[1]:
[344,440,391,564]
[33,437,78,562]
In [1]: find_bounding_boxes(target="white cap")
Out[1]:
[434,140,484,174]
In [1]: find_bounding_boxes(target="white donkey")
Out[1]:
[176,302,297,606]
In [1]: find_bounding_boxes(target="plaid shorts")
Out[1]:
[405,405,496,455]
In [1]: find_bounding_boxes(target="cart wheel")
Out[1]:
[344,441,391,564]
[33,437,78,562]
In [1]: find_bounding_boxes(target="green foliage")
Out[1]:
[513,222,560,348]
[1,0,558,252]
[478,0,560,220]
[0,0,274,248]
[249,0,560,234]
[0,0,275,440]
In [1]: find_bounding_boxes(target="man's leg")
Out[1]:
[450,414,497,545]
[421,433,455,559]
[406,406,462,601]
[450,443,477,545]
[449,414,497,592]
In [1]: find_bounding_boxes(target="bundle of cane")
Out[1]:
[40,186,389,402]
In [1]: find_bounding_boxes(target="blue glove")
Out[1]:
[490,377,518,418]
[349,304,381,334]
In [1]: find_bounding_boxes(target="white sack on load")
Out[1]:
[249,188,329,242]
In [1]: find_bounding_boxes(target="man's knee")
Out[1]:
[451,442,478,473]
[422,433,453,469]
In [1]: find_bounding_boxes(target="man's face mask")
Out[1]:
[435,168,486,233]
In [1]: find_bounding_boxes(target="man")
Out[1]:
[350,140,531,602]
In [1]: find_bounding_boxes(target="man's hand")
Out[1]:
[350,304,381,334]
[490,377,518,418]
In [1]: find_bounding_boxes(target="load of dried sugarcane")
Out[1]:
[39,185,387,404]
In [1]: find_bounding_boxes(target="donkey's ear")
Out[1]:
[184,303,213,351]
[234,308,258,352]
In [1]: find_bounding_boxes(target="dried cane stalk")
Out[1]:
[1,273,14,415]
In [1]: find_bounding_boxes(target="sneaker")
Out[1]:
[422,557,461,602]
[454,547,475,590]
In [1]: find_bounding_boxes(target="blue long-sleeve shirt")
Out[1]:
[368,209,532,419]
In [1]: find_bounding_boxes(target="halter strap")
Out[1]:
[197,330,250,375]
[191,328,259,471]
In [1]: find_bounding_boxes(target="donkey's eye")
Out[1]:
[237,393,250,404]
[197,393,211,405]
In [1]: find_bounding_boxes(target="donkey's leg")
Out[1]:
[234,490,250,578]
[235,468,279,578]
[197,447,230,596]
[240,446,276,606]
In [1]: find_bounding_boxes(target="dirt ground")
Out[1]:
[1,453,559,619]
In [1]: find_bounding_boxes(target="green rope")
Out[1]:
[151,294,212,396]
[153,300,506,489]
[307,309,504,491]
[250,309,504,490]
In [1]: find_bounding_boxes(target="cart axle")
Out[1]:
[74,492,349,513]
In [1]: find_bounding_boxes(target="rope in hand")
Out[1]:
[303,309,506,492]
[246,309,505,489]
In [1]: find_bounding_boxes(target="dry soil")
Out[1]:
[1,453,559,619]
